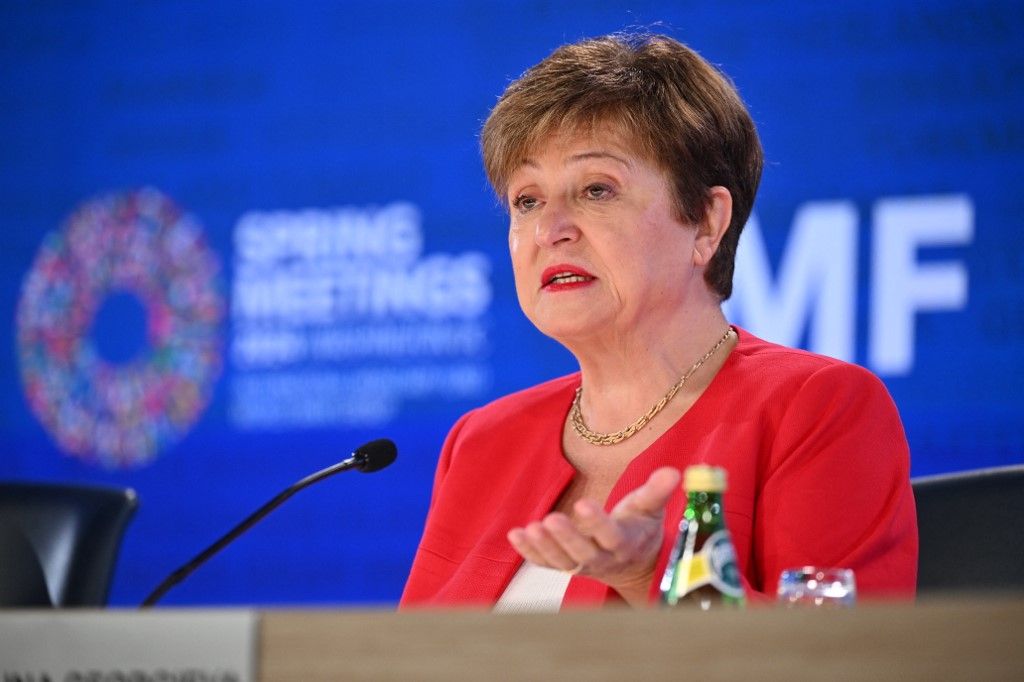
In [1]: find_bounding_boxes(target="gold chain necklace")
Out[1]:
[569,327,735,446]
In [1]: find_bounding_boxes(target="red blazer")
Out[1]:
[401,328,917,608]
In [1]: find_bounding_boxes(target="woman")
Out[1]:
[401,32,917,610]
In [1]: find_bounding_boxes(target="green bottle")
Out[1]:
[659,465,745,609]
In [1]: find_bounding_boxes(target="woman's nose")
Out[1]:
[534,199,580,247]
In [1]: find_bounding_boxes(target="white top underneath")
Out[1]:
[493,562,571,613]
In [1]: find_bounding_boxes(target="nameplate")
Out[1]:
[0,610,257,682]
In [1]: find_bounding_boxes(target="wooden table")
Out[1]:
[260,597,1024,681]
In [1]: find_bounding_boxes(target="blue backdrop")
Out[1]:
[1,0,1021,607]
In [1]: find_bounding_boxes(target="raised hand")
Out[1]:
[506,467,681,607]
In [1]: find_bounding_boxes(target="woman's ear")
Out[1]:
[693,186,733,266]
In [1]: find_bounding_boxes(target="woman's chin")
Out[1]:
[532,315,613,347]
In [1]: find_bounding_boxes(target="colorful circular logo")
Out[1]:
[16,188,225,468]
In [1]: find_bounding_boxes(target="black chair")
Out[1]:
[912,464,1024,594]
[0,481,138,607]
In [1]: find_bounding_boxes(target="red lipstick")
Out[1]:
[540,264,596,291]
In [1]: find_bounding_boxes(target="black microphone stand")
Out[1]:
[141,440,395,607]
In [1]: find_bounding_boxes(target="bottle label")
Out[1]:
[705,530,744,597]
[677,530,744,599]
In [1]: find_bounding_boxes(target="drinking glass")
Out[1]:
[777,566,856,608]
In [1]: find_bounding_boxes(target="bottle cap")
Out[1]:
[684,465,727,492]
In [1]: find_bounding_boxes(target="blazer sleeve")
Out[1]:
[751,362,918,599]
[399,409,476,607]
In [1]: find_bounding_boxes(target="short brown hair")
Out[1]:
[481,32,763,300]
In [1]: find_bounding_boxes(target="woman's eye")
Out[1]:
[584,184,612,200]
[512,195,539,212]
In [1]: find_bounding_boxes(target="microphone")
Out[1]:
[141,438,397,607]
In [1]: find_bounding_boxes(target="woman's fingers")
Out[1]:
[572,500,627,554]
[543,513,601,566]
[507,526,552,567]
[611,467,680,519]
[508,519,579,571]
[526,519,579,569]
[567,467,679,554]
[507,468,682,578]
